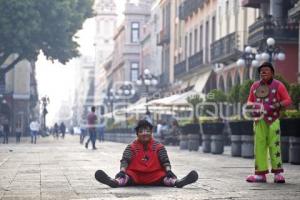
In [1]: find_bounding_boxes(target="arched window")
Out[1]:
[227,74,233,91]
[219,76,225,92]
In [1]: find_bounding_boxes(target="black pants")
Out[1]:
[16,132,21,143]
[3,133,8,144]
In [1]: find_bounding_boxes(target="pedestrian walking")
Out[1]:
[246,62,292,183]
[30,119,40,144]
[85,106,97,150]
[60,122,66,139]
[15,120,22,143]
[98,117,105,142]
[2,118,9,144]
[54,123,59,139]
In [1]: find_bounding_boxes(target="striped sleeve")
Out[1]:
[158,146,171,168]
[120,144,132,169]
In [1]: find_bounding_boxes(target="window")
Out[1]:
[205,21,209,63]
[189,32,192,56]
[130,62,139,81]
[212,16,216,42]
[194,28,198,53]
[185,35,188,59]
[131,22,140,43]
[199,25,203,50]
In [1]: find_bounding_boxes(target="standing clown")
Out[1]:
[246,62,292,183]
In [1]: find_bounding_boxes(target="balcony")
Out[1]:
[210,32,240,64]
[188,50,203,71]
[179,0,205,21]
[157,28,170,46]
[248,18,299,46]
[174,60,187,79]
[289,2,300,21]
[241,0,267,8]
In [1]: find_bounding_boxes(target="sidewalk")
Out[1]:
[0,135,299,200]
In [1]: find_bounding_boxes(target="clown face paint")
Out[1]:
[137,127,152,143]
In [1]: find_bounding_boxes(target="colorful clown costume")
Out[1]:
[247,77,292,183]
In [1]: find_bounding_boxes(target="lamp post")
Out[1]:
[237,37,285,80]
[136,68,158,113]
[104,88,119,120]
[117,82,135,129]
[40,96,50,132]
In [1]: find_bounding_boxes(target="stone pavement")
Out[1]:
[0,135,300,200]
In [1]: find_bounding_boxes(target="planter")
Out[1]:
[181,124,200,151]
[202,134,211,153]
[179,134,188,150]
[231,135,242,157]
[280,118,300,137]
[229,121,245,157]
[202,122,225,135]
[241,135,254,158]
[188,134,200,151]
[289,137,300,164]
[281,136,289,163]
[211,134,224,154]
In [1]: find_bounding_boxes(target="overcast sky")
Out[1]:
[35,0,127,125]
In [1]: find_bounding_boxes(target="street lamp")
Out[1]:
[117,82,135,128]
[40,96,50,132]
[136,68,158,113]
[256,37,286,63]
[237,37,285,80]
[104,88,119,120]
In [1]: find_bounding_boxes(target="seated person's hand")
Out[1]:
[115,171,126,179]
[166,170,177,179]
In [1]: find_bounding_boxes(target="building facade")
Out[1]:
[94,0,117,108]
[0,56,39,137]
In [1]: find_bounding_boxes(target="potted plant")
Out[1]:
[227,84,242,156]
[228,80,255,158]
[202,89,227,154]
[281,83,300,164]
[183,94,203,151]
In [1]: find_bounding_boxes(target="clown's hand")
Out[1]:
[115,171,126,179]
[166,170,177,179]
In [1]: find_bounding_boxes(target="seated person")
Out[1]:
[95,119,198,188]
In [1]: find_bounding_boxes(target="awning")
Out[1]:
[146,90,204,107]
[147,94,181,106]
[193,70,212,93]
[171,90,205,106]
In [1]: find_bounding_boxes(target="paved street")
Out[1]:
[0,135,300,200]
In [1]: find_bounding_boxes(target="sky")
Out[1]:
[36,0,128,125]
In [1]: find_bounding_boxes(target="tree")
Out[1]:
[239,80,254,104]
[186,94,203,123]
[228,84,241,103]
[0,0,94,76]
[290,84,300,110]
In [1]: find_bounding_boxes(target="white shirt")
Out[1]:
[30,121,40,131]
[156,124,162,137]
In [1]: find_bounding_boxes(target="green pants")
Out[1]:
[253,119,283,175]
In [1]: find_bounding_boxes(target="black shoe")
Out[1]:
[175,170,198,188]
[92,147,97,150]
[85,143,88,149]
[95,170,119,188]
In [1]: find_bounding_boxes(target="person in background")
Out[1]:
[98,116,105,142]
[85,106,98,150]
[15,120,22,143]
[30,119,40,144]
